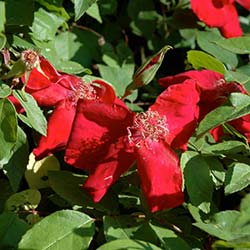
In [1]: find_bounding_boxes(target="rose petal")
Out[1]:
[236,0,250,10]
[82,147,135,202]
[92,79,116,103]
[33,100,76,160]
[191,0,241,38]
[229,115,250,142]
[136,140,184,212]
[65,100,134,170]
[150,79,200,149]
[39,56,61,81]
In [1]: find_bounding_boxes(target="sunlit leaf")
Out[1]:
[181,151,213,213]
[18,210,95,250]
[4,189,41,212]
[25,153,60,189]
[97,239,162,250]
[3,127,29,192]
[0,98,17,165]
[225,163,250,195]
[13,90,47,136]
[73,0,97,21]
[197,93,250,137]
[215,37,250,54]
[187,50,225,74]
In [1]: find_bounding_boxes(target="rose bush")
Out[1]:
[1,1,250,250]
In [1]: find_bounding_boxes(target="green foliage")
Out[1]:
[0,212,29,249]
[3,127,29,191]
[73,0,97,21]
[224,163,250,195]
[197,93,250,137]
[215,37,250,54]
[196,30,238,68]
[18,210,95,250]
[1,0,250,249]
[181,151,214,213]
[0,98,17,165]
[13,90,47,136]
[97,239,162,250]
[187,50,225,74]
[48,170,119,213]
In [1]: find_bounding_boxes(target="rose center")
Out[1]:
[21,49,40,70]
[67,80,97,106]
[127,110,168,148]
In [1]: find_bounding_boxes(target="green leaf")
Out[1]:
[194,210,248,241]
[224,70,250,85]
[0,98,17,165]
[73,0,97,21]
[240,193,250,214]
[0,212,29,249]
[71,26,100,67]
[35,0,70,21]
[56,60,86,74]
[0,83,11,98]
[0,179,13,213]
[54,31,82,61]
[197,93,250,137]
[0,1,5,32]
[86,3,102,23]
[25,153,60,190]
[31,8,65,41]
[181,151,213,213]
[13,90,47,136]
[98,64,134,96]
[150,224,192,250]
[187,50,225,74]
[12,35,37,50]
[48,170,119,213]
[205,157,225,189]
[97,239,162,250]
[104,215,143,242]
[4,189,41,212]
[215,37,250,54]
[18,210,95,250]
[5,0,34,26]
[1,59,26,79]
[124,45,172,97]
[0,33,6,50]
[225,163,250,195]
[213,240,250,249]
[99,0,117,15]
[203,140,249,156]
[196,31,238,68]
[3,127,29,192]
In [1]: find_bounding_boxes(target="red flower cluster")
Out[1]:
[14,52,250,213]
[191,0,250,38]
[159,69,250,142]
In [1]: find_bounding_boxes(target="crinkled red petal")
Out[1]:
[219,9,242,38]
[229,115,250,142]
[236,0,250,10]
[159,69,243,121]
[33,101,76,160]
[191,0,237,27]
[136,140,184,212]
[92,79,116,103]
[150,79,200,149]
[39,56,61,82]
[65,100,134,170]
[82,147,135,202]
